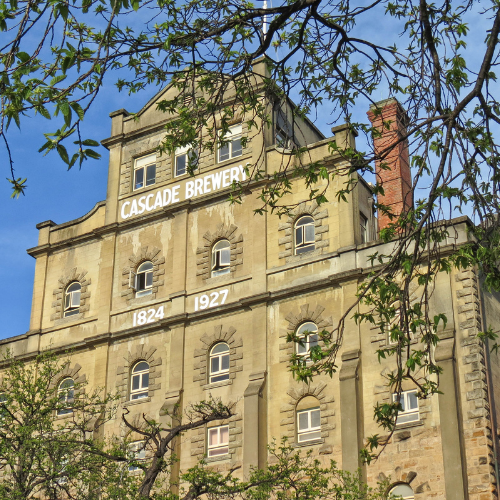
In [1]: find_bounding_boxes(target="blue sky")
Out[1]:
[0,84,154,338]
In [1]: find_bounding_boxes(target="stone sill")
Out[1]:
[204,454,230,463]
[123,397,152,407]
[203,379,232,391]
[293,438,324,448]
[395,420,423,430]
[47,315,97,332]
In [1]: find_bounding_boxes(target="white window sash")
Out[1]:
[129,270,137,290]
[134,154,156,169]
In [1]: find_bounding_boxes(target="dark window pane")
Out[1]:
[232,138,242,157]
[134,168,144,189]
[219,144,229,161]
[146,164,156,185]
[211,358,220,373]
[212,343,229,354]
[305,224,315,243]
[221,354,229,370]
[136,273,146,290]
[134,361,149,372]
[132,375,140,391]
[408,391,418,410]
[211,374,229,383]
[295,227,303,246]
[311,409,320,427]
[176,155,186,176]
[298,412,309,430]
[142,373,149,388]
[145,271,153,288]
[220,248,230,266]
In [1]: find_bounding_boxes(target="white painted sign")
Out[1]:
[121,164,247,220]
[194,289,229,311]
[132,306,165,326]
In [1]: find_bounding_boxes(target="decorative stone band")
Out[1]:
[51,268,91,322]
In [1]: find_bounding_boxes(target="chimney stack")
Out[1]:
[367,98,413,232]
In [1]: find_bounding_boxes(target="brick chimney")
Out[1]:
[367,98,413,232]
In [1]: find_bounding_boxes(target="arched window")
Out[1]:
[294,215,315,255]
[130,361,149,400]
[64,282,81,317]
[134,261,154,297]
[57,378,74,416]
[211,240,230,277]
[209,343,230,383]
[295,322,319,358]
[388,484,414,500]
[296,395,321,443]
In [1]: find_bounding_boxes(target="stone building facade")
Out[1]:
[4,59,500,500]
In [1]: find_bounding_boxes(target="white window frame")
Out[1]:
[64,282,81,317]
[209,343,230,383]
[57,378,74,416]
[393,389,419,424]
[211,240,231,277]
[174,144,198,177]
[360,212,369,243]
[295,322,319,359]
[130,261,154,297]
[275,108,294,149]
[294,215,315,255]
[296,407,321,443]
[207,425,229,457]
[133,154,156,191]
[217,124,242,162]
[130,361,149,400]
[128,441,146,472]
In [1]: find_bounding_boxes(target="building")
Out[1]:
[4,58,500,500]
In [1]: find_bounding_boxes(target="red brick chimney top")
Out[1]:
[367,98,413,232]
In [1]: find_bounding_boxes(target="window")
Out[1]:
[130,361,149,400]
[296,407,321,442]
[175,145,198,177]
[64,282,81,317]
[209,343,230,383]
[360,212,369,243]
[295,322,319,358]
[275,107,294,149]
[393,390,419,424]
[128,442,146,471]
[130,261,154,297]
[294,216,315,254]
[133,154,156,191]
[211,240,231,277]
[207,425,229,457]
[57,378,74,416]
[388,484,414,500]
[218,124,242,162]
